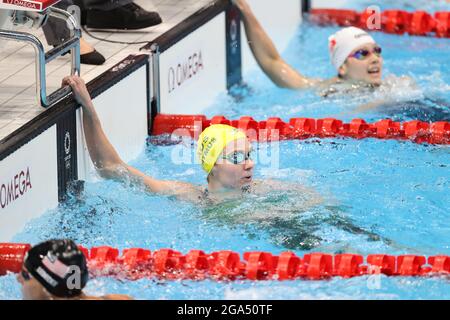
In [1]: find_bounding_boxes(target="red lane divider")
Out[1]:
[1,243,449,281]
[309,8,450,38]
[151,114,450,145]
[0,244,31,276]
[367,255,396,275]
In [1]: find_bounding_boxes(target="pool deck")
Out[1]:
[0,0,211,141]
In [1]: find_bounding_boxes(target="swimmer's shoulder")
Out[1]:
[172,183,207,203]
[101,294,134,300]
[88,294,133,300]
[294,77,338,90]
[80,294,133,300]
[310,77,346,97]
[291,76,349,97]
[251,179,295,193]
[381,74,417,90]
[248,180,270,193]
[320,77,341,86]
[254,179,323,207]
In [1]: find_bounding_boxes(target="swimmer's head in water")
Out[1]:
[19,239,89,299]
[197,125,254,189]
[329,27,383,85]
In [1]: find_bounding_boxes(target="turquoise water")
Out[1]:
[1,137,449,299]
[1,3,450,300]
[206,22,450,122]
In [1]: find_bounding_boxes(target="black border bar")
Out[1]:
[0,300,442,316]
[302,0,311,14]
[226,4,242,89]
[56,107,78,202]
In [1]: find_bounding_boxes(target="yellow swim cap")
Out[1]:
[197,124,247,174]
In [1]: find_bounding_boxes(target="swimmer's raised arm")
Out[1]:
[233,0,318,89]
[62,76,201,198]
[62,76,123,174]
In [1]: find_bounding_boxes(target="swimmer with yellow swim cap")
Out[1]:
[52,77,399,253]
[197,124,255,191]
[64,75,321,204]
[64,75,264,202]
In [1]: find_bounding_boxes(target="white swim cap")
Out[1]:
[328,27,376,71]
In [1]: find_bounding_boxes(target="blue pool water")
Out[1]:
[1,137,449,299]
[206,22,450,123]
[1,2,450,300]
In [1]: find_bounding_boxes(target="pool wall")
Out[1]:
[144,0,304,115]
[0,54,150,242]
[147,8,228,114]
[312,0,349,9]
[241,0,303,75]
[0,127,58,241]
[0,0,306,241]
[76,59,149,182]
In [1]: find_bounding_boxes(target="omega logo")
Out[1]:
[230,19,239,55]
[0,167,32,209]
[168,50,204,94]
[230,19,238,42]
[64,131,71,155]
[63,131,72,170]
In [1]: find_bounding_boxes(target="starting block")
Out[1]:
[0,0,80,107]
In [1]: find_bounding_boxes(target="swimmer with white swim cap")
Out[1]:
[233,0,385,92]
[62,75,321,205]
[59,78,397,250]
[18,239,132,300]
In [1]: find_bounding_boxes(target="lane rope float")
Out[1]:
[1,244,449,281]
[309,8,450,38]
[151,114,450,145]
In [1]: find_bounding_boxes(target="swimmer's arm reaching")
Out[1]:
[63,76,202,199]
[276,180,324,209]
[233,0,319,89]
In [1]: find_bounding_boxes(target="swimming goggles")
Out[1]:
[21,269,32,281]
[222,150,254,165]
[349,46,382,60]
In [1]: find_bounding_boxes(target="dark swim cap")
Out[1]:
[23,239,89,298]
